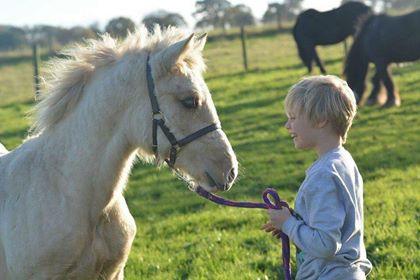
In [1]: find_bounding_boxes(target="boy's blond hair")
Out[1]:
[285,75,357,143]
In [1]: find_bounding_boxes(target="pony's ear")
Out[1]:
[161,34,195,68]
[194,33,207,51]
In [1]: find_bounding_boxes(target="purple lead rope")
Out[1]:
[195,186,292,280]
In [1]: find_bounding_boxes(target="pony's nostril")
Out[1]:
[227,167,237,184]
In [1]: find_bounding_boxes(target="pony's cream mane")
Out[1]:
[30,25,206,135]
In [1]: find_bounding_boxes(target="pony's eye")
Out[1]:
[181,96,200,109]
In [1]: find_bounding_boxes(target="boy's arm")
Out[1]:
[282,172,345,258]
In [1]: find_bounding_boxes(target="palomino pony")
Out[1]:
[344,10,420,107]
[0,26,238,279]
[293,1,371,74]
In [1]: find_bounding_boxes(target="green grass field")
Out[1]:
[0,31,419,279]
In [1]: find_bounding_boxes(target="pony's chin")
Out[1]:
[176,169,223,193]
[188,181,219,193]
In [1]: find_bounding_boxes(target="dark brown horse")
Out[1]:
[344,10,420,107]
[293,1,371,74]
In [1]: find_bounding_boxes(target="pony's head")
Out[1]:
[32,26,238,193]
[341,1,372,30]
[127,28,238,192]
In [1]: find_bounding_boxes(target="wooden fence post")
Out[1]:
[32,43,41,99]
[240,26,248,72]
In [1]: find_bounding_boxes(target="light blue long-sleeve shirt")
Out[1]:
[282,147,372,280]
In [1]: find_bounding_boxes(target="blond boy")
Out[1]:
[263,76,372,279]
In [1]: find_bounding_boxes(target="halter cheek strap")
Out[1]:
[146,54,220,167]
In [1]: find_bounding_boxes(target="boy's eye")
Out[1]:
[181,96,200,109]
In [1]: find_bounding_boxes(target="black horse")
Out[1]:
[344,10,420,107]
[293,1,371,74]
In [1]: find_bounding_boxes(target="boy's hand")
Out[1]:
[262,223,283,239]
[262,207,291,239]
[268,207,291,228]
[266,208,292,229]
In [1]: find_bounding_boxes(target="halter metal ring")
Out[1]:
[153,111,164,120]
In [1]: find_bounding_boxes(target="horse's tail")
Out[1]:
[344,16,374,102]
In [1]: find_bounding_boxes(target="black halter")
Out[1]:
[146,55,220,167]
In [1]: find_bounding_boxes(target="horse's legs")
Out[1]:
[295,34,314,74]
[306,56,313,74]
[366,71,382,106]
[312,47,327,74]
[301,44,314,74]
[98,195,137,279]
[381,64,401,107]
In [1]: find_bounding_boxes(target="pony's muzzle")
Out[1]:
[205,166,237,192]
[205,171,221,191]
[224,167,237,190]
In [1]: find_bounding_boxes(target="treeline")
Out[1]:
[1,0,418,51]
[0,0,307,51]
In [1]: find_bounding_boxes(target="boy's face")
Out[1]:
[284,110,319,150]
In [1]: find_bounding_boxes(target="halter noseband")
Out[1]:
[146,54,220,167]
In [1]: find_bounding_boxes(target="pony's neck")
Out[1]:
[44,116,137,216]
[40,60,149,217]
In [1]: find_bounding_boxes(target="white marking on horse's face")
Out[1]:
[152,36,238,192]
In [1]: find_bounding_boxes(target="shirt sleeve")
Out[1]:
[282,172,345,258]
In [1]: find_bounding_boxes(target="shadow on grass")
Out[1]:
[0,99,35,110]
[217,87,288,117]
[206,55,343,82]
[0,127,29,140]
[323,57,344,68]
[218,96,279,116]
[392,61,420,75]
[249,258,288,279]
[356,142,419,182]
[364,234,416,274]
